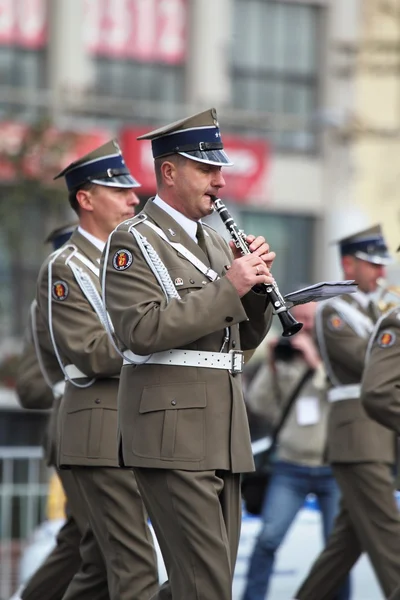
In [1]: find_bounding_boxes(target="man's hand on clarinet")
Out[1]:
[225,254,274,297]
[229,235,276,269]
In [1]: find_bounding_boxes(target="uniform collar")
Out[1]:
[153,195,200,243]
[69,230,102,266]
[78,226,105,252]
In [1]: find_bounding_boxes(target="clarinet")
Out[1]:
[211,196,303,337]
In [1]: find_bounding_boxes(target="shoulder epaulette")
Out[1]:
[48,243,78,266]
[117,214,147,233]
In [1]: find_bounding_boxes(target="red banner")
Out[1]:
[0,0,47,48]
[0,122,111,182]
[120,127,270,203]
[84,0,187,64]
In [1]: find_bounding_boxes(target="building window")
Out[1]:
[232,0,322,153]
[93,59,185,107]
[240,210,315,296]
[0,47,46,119]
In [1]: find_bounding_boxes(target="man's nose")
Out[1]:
[214,170,226,189]
[128,191,140,205]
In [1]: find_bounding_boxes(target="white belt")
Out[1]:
[64,364,119,381]
[65,364,88,379]
[52,380,66,399]
[327,384,361,403]
[123,349,244,374]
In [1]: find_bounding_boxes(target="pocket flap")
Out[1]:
[65,383,117,414]
[139,382,207,414]
[168,268,204,290]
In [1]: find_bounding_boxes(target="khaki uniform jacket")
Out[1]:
[362,306,400,435]
[316,293,395,464]
[16,302,64,465]
[36,230,122,468]
[102,199,273,474]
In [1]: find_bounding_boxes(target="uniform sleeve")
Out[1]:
[37,258,122,378]
[238,291,273,350]
[102,228,267,355]
[15,337,54,410]
[319,303,369,378]
[361,313,400,433]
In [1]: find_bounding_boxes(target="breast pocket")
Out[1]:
[168,267,206,297]
[132,382,207,461]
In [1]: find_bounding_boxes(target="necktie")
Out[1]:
[196,222,208,256]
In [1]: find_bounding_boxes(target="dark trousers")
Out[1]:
[296,462,400,599]
[21,469,109,600]
[63,466,159,600]
[134,468,242,600]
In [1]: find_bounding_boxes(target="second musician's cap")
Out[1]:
[54,140,140,191]
[336,224,391,265]
[137,108,234,167]
[44,222,77,250]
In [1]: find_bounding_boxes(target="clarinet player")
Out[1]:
[101,107,275,600]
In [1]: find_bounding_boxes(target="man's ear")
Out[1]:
[161,161,176,187]
[76,188,94,212]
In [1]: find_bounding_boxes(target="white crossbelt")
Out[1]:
[122,349,244,374]
[52,380,66,399]
[327,384,361,403]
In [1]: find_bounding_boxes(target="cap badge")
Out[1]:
[52,281,69,301]
[175,278,184,286]
[113,249,133,271]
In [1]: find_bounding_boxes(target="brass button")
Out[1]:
[189,279,195,284]
[226,316,233,322]
[171,400,177,406]
[95,399,101,404]
[232,340,236,348]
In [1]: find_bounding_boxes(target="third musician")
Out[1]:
[293,225,400,600]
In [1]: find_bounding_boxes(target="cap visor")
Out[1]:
[355,250,392,266]
[178,149,233,167]
[90,174,141,188]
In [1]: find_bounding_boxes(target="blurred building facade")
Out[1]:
[1,0,400,407]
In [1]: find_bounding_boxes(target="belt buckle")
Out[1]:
[230,350,244,375]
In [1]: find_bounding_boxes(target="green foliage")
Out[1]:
[0,117,76,240]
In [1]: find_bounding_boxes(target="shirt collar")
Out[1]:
[153,195,200,243]
[77,226,105,252]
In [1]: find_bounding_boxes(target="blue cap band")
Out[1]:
[151,126,223,159]
[340,236,388,257]
[65,154,129,191]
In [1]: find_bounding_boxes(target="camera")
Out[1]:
[273,338,300,361]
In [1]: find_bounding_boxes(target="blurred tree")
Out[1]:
[0,118,77,336]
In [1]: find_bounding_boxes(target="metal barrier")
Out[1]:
[0,447,49,600]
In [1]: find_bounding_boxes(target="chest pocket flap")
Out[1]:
[139,382,207,413]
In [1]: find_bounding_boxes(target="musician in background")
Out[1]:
[361,286,400,600]
[101,108,274,600]
[242,302,350,600]
[294,226,400,600]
